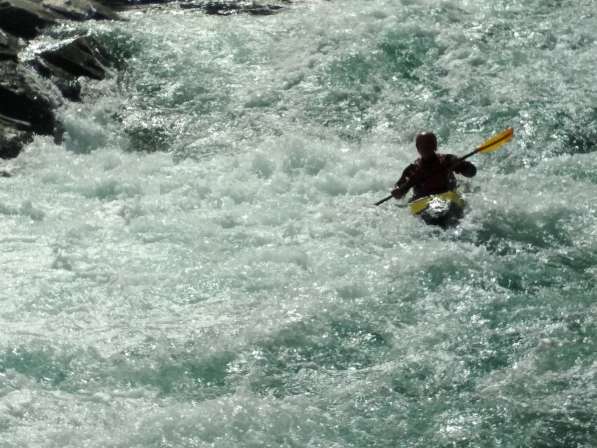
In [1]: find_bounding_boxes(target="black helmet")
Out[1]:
[415,132,437,151]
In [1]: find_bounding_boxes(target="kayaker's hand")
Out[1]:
[391,186,406,199]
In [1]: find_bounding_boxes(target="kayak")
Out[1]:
[408,190,465,227]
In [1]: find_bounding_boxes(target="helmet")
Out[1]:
[415,132,437,152]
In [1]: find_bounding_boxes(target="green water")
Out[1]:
[1,1,596,446]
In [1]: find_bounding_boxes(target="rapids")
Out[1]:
[1,1,596,446]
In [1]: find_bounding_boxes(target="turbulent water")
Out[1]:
[2,0,597,446]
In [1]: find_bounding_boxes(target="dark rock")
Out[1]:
[0,0,121,159]
[0,60,60,137]
[29,36,112,100]
[51,75,82,100]
[9,0,297,14]
[180,1,284,15]
[38,36,111,80]
[97,0,287,13]
[245,5,283,15]
[41,0,120,21]
[0,112,31,131]
[0,0,59,39]
[32,56,82,100]
[0,114,33,159]
[0,29,20,61]
[94,0,170,9]
[0,0,120,40]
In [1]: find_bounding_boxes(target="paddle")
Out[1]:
[374,127,514,206]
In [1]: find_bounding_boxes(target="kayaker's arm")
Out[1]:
[392,164,417,199]
[447,155,477,177]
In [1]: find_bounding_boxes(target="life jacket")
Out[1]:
[410,155,457,200]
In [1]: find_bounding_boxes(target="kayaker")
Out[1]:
[391,132,477,201]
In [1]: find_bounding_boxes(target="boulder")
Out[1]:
[0,60,60,137]
[180,1,284,15]
[32,56,82,100]
[0,0,120,40]
[41,0,120,21]
[0,112,31,131]
[96,0,179,9]
[37,36,111,80]
[0,0,59,39]
[97,0,286,13]
[28,36,112,100]
[0,114,33,159]
[0,0,120,159]
[0,29,20,61]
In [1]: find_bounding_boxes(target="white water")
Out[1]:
[1,1,596,446]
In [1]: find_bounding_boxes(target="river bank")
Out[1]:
[0,0,289,159]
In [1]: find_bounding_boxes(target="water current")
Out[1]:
[1,0,596,446]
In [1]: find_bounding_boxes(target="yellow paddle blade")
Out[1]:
[476,127,514,153]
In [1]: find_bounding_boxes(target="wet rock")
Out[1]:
[29,36,112,100]
[0,29,20,61]
[201,1,283,16]
[180,1,284,15]
[99,0,287,14]
[0,0,59,39]
[0,60,60,137]
[37,36,111,80]
[95,0,170,9]
[41,0,120,21]
[0,112,31,131]
[32,56,82,100]
[0,114,33,159]
[0,0,120,40]
[0,0,121,159]
[52,76,82,101]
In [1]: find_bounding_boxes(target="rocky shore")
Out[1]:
[0,0,289,159]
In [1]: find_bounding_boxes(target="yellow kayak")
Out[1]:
[408,191,464,216]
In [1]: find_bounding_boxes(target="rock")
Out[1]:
[180,1,284,15]
[0,29,20,61]
[0,114,33,159]
[0,0,120,40]
[0,112,31,131]
[41,0,120,21]
[52,76,82,101]
[97,0,287,13]
[29,36,112,100]
[0,0,59,39]
[32,56,82,100]
[37,36,111,80]
[0,60,60,137]
[96,0,180,9]
[0,123,33,159]
[0,0,121,159]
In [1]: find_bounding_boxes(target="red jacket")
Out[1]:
[395,154,476,200]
